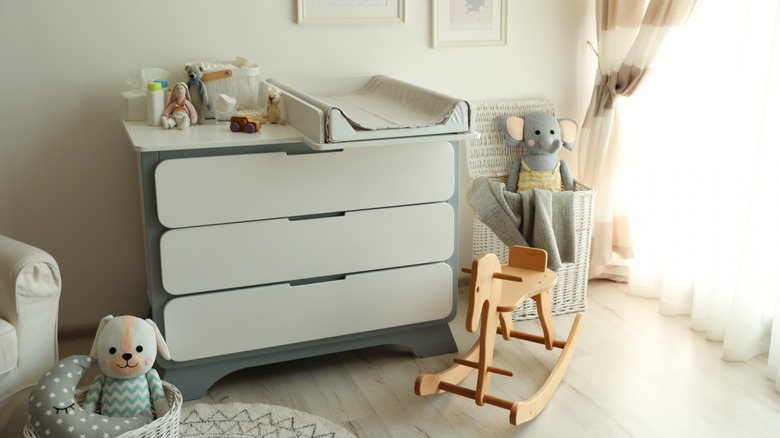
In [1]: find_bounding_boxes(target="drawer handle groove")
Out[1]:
[289,274,347,287]
[288,211,346,221]
[285,148,343,156]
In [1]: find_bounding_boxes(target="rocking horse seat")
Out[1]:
[415,246,584,425]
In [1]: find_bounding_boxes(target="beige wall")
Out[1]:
[0,1,595,328]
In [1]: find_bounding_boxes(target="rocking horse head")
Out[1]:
[466,253,504,333]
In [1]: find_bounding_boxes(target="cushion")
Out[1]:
[0,318,17,374]
[27,355,149,437]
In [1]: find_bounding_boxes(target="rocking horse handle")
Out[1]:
[462,268,524,283]
[494,272,524,283]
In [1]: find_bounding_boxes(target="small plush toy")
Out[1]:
[260,84,287,125]
[185,64,209,124]
[83,315,172,421]
[161,82,197,129]
[498,112,578,192]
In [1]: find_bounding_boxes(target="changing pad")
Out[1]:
[267,75,472,145]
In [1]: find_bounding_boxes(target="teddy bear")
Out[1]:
[185,64,209,124]
[82,315,172,421]
[161,82,197,129]
[498,111,578,192]
[260,84,287,125]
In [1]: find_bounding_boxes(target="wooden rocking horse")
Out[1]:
[415,246,584,425]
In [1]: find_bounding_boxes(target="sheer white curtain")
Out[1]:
[622,0,780,391]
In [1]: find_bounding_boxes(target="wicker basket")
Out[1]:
[191,57,261,111]
[24,381,182,438]
[467,99,595,320]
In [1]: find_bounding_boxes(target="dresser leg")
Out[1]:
[401,322,458,357]
[160,364,232,401]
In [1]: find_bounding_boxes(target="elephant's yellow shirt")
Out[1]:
[517,160,562,192]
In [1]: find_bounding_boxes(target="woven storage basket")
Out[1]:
[24,381,182,438]
[190,57,261,111]
[467,99,595,321]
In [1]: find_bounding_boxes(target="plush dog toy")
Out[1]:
[185,64,209,123]
[498,111,578,192]
[161,82,197,129]
[261,84,287,125]
[83,315,171,421]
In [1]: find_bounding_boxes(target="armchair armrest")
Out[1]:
[0,235,61,323]
[0,235,61,401]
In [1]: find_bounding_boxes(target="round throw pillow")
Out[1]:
[27,355,149,437]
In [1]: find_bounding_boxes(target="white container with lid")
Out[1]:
[147,82,164,126]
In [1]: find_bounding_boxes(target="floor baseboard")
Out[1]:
[57,323,98,342]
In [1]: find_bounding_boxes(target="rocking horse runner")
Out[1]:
[415,246,584,425]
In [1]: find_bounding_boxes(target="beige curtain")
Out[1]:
[578,0,696,279]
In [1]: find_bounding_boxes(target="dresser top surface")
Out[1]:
[123,120,304,153]
[123,120,478,153]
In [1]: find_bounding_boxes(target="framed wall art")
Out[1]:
[297,0,406,24]
[433,0,507,47]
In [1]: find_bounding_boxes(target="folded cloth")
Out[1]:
[469,176,576,271]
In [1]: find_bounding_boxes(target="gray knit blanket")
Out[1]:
[469,176,576,271]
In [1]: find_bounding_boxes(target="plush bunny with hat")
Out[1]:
[498,111,578,192]
[83,315,172,421]
[161,82,197,129]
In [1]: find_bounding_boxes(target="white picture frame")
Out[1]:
[297,0,406,24]
[433,0,507,47]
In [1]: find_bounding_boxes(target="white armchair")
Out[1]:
[0,235,61,405]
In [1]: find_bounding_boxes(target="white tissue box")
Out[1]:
[120,89,147,121]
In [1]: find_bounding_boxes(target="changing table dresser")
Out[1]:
[124,120,473,400]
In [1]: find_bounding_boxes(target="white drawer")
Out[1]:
[163,263,453,362]
[154,141,454,228]
[160,203,454,295]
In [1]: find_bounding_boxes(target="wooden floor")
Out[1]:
[32,280,780,436]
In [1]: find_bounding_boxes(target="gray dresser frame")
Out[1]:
[135,140,461,400]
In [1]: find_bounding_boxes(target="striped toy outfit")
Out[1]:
[83,369,165,420]
[517,160,563,192]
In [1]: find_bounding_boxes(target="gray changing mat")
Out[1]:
[325,75,464,130]
[268,75,472,144]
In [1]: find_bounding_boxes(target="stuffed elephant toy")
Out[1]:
[498,111,578,192]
